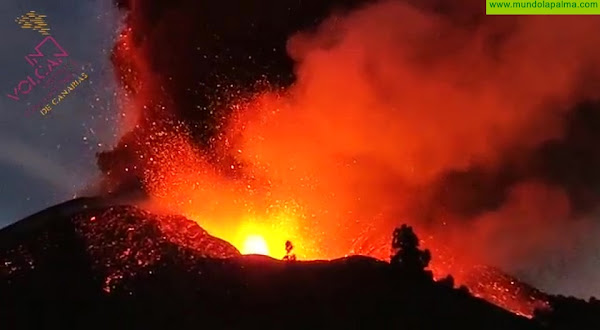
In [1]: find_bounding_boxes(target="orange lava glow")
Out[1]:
[241,235,269,255]
[127,94,547,317]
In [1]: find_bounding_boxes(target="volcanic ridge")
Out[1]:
[0,198,599,329]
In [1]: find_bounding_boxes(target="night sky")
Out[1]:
[0,0,120,224]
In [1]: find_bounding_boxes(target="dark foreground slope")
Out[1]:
[0,198,569,329]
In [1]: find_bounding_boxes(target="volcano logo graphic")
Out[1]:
[15,11,50,36]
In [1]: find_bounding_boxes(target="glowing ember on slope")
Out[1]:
[72,206,240,293]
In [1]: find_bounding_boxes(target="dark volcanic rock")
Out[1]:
[0,197,239,329]
[0,198,540,330]
[71,204,240,293]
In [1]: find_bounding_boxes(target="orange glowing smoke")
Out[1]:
[138,129,322,260]
[108,0,600,317]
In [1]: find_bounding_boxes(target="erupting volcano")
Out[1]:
[88,0,600,318]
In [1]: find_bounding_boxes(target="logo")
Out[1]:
[15,11,51,36]
[6,11,90,116]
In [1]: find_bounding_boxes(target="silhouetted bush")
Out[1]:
[438,275,455,289]
[283,240,296,261]
[390,224,431,279]
[458,285,470,295]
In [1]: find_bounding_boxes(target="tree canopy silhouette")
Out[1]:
[390,224,431,278]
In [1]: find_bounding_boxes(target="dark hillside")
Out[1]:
[0,199,539,330]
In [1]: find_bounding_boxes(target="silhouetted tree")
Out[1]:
[390,225,431,277]
[283,240,296,261]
